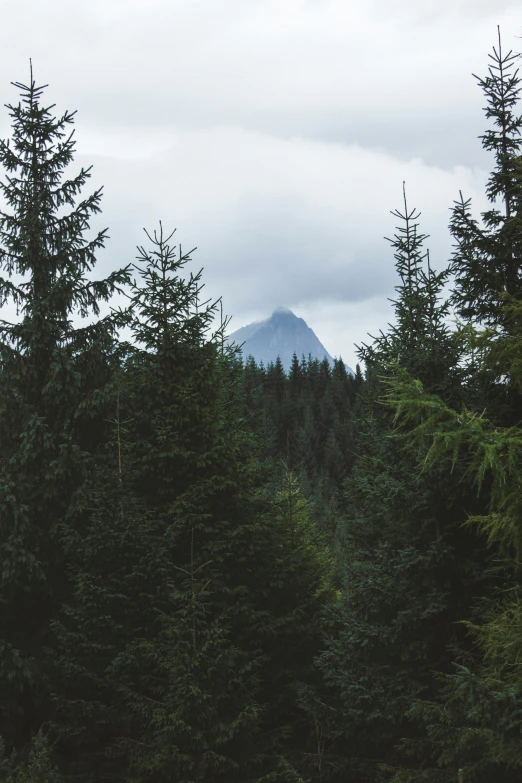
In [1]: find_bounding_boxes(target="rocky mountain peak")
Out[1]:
[228,307,352,373]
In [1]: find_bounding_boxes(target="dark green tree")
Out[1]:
[362,183,460,399]
[450,28,522,330]
[0,68,130,755]
[0,732,62,783]
[50,225,329,782]
[313,190,488,782]
[385,310,522,781]
[48,364,172,782]
[379,32,522,782]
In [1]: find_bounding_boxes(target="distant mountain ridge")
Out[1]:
[228,306,353,373]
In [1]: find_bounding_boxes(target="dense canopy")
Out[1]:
[1,30,522,783]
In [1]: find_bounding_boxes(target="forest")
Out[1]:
[0,30,521,783]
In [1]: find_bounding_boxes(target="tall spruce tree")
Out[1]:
[361,183,460,398]
[313,190,489,782]
[385,302,522,782]
[49,224,330,782]
[381,32,522,782]
[0,69,130,754]
[450,28,522,330]
[125,226,333,781]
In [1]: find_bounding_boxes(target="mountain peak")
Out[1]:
[228,307,352,374]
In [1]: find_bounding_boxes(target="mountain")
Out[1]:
[228,306,352,373]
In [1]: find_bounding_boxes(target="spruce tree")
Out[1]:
[361,183,460,398]
[126,226,331,781]
[386,307,522,781]
[50,224,330,782]
[0,68,130,755]
[381,32,522,781]
[450,28,522,329]
[314,191,488,782]
[48,362,172,782]
[0,732,63,783]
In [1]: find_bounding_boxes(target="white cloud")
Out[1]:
[0,0,517,362]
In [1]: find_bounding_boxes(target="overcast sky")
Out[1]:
[0,0,520,368]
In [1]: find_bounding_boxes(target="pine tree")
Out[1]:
[361,183,460,398]
[49,224,330,782]
[380,32,522,781]
[289,352,302,391]
[48,363,172,782]
[451,28,522,329]
[0,732,63,783]
[127,226,332,781]
[265,356,288,456]
[313,190,488,782]
[448,31,522,430]
[385,317,522,781]
[0,69,130,755]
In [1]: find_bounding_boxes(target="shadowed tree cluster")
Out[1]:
[1,28,522,783]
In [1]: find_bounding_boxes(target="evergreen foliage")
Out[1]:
[384,319,522,781]
[0,732,62,783]
[242,352,362,529]
[381,32,522,783]
[0,68,129,756]
[361,183,461,399]
[450,28,522,329]
[48,225,330,782]
[1,27,522,783]
[312,189,492,782]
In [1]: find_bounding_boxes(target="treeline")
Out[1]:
[1,31,522,783]
[240,29,522,782]
[0,72,329,782]
[242,355,363,528]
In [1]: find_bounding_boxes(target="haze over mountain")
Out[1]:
[229,307,352,373]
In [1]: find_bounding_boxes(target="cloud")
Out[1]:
[75,124,489,364]
[0,0,517,364]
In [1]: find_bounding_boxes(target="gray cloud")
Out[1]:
[0,0,518,367]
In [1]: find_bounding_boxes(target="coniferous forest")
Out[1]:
[0,30,522,783]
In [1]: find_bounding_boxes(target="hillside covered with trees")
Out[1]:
[1,30,522,783]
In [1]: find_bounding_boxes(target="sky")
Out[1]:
[0,0,520,369]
